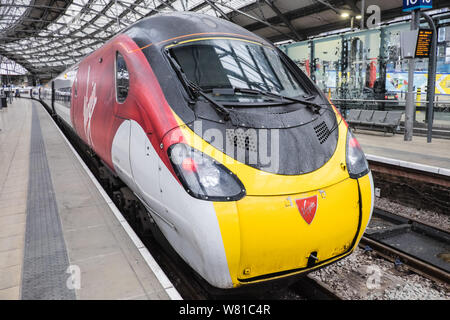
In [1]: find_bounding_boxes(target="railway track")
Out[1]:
[364,158,450,286]
[361,208,450,284]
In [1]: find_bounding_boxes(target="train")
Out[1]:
[28,12,374,290]
[0,86,33,98]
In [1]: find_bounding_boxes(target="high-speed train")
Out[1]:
[32,12,374,289]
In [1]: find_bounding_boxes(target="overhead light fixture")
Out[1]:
[341,12,350,18]
[356,15,362,20]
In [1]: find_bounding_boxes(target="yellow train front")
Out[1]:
[105,13,375,290]
[167,105,374,288]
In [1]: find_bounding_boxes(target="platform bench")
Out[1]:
[346,109,404,135]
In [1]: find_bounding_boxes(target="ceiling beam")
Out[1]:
[242,0,346,34]
[0,0,72,43]
[264,0,303,41]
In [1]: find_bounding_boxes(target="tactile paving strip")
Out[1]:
[21,103,76,300]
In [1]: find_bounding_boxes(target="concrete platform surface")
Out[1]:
[0,98,179,300]
[355,130,450,170]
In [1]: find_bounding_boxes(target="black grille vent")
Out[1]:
[314,121,330,144]
[226,130,257,152]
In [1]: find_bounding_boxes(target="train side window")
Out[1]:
[116,52,129,103]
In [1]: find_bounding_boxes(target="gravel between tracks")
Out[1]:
[309,247,449,300]
[375,197,450,232]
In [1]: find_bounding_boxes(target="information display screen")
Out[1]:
[415,29,433,58]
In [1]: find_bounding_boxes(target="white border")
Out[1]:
[366,154,450,177]
[41,103,182,300]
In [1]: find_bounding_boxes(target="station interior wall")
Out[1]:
[281,15,450,128]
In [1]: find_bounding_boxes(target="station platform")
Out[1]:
[0,98,180,300]
[354,130,450,174]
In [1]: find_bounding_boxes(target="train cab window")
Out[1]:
[116,52,129,103]
[169,38,307,103]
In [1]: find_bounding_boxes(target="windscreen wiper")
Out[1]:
[231,87,324,114]
[185,80,231,120]
[165,49,196,101]
[165,50,231,121]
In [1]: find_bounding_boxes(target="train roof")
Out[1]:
[123,12,272,49]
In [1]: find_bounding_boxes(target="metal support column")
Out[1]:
[404,10,420,141]
[340,36,349,100]
[378,27,388,111]
[420,12,437,143]
[310,40,316,83]
[361,0,365,30]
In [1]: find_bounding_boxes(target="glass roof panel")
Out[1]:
[0,55,28,75]
[0,0,263,76]
[0,0,32,32]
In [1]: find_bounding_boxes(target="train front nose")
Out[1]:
[214,174,373,286]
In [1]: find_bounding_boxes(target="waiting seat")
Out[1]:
[346,109,361,124]
[345,109,404,135]
[358,110,375,125]
[371,111,388,125]
[383,111,403,133]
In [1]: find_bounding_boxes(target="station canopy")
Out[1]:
[0,0,447,79]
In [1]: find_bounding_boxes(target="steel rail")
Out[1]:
[360,237,450,284]
[361,208,450,284]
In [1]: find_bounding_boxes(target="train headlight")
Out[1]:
[168,143,246,201]
[346,130,369,179]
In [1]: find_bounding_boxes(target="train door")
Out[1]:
[111,50,162,212]
[51,81,56,115]
[70,69,78,126]
[109,52,135,188]
[111,119,134,188]
[129,120,162,211]
[111,50,135,188]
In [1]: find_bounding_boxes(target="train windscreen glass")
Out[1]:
[170,38,306,101]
